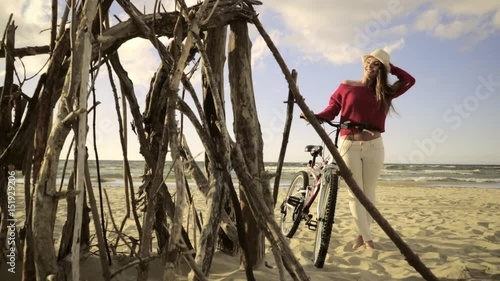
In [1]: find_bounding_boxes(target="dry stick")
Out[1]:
[90,71,112,265]
[268,68,296,279]
[0,46,52,58]
[59,138,74,192]
[181,13,255,280]
[0,17,14,152]
[1,13,13,44]
[187,44,236,281]
[103,189,140,258]
[110,255,158,279]
[71,1,98,281]
[112,3,179,280]
[107,53,154,168]
[230,143,306,281]
[1,22,15,115]
[32,76,76,281]
[181,257,208,281]
[251,10,440,281]
[162,8,197,281]
[179,134,239,244]
[175,20,255,280]
[50,0,57,51]
[110,256,159,279]
[56,1,70,42]
[273,69,297,206]
[84,159,111,281]
[182,151,204,236]
[92,13,112,261]
[120,64,131,248]
[105,60,136,248]
[108,54,143,237]
[188,25,257,281]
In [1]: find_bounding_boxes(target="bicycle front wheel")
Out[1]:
[280,171,309,238]
[313,172,340,268]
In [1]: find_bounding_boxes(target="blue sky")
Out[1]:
[1,0,499,164]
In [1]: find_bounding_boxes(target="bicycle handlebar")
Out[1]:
[300,114,379,134]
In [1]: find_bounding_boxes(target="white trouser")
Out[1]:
[339,136,384,241]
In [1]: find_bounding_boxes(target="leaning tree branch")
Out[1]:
[250,7,440,281]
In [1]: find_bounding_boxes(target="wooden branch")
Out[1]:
[230,142,308,280]
[1,13,13,44]
[105,59,142,238]
[88,85,112,265]
[103,190,140,257]
[176,99,214,154]
[273,69,297,205]
[179,243,209,281]
[56,3,70,42]
[71,1,98,280]
[250,8,440,281]
[93,1,253,59]
[115,0,175,70]
[108,54,155,167]
[1,1,255,60]
[110,255,158,279]
[163,4,199,279]
[84,160,111,281]
[1,23,15,111]
[0,45,51,58]
[112,3,185,281]
[32,88,75,281]
[50,0,57,51]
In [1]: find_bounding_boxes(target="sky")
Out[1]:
[1,0,499,165]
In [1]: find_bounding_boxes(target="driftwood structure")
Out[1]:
[0,1,440,281]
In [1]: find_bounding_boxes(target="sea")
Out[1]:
[43,160,500,189]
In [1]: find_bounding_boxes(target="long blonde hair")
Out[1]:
[371,67,397,113]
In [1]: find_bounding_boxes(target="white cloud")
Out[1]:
[434,19,476,40]
[384,38,406,53]
[431,0,500,17]
[116,38,162,89]
[255,0,500,65]
[258,0,423,65]
[1,1,51,46]
[414,9,441,32]
[412,1,500,44]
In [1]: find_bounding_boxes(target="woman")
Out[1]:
[310,49,415,249]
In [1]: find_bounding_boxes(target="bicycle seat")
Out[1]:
[305,145,322,156]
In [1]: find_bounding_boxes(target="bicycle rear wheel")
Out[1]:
[313,172,340,268]
[280,171,309,238]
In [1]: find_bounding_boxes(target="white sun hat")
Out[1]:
[362,49,391,73]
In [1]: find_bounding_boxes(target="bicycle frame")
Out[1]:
[301,122,343,219]
[279,118,381,268]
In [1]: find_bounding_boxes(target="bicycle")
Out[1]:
[279,117,377,268]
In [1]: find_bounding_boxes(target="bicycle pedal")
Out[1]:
[307,220,317,231]
[286,196,301,207]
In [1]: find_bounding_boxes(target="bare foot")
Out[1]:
[365,240,375,249]
[352,235,364,249]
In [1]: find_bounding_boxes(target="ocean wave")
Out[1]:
[382,169,479,175]
[382,176,500,184]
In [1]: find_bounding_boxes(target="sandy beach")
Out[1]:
[5,180,500,281]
